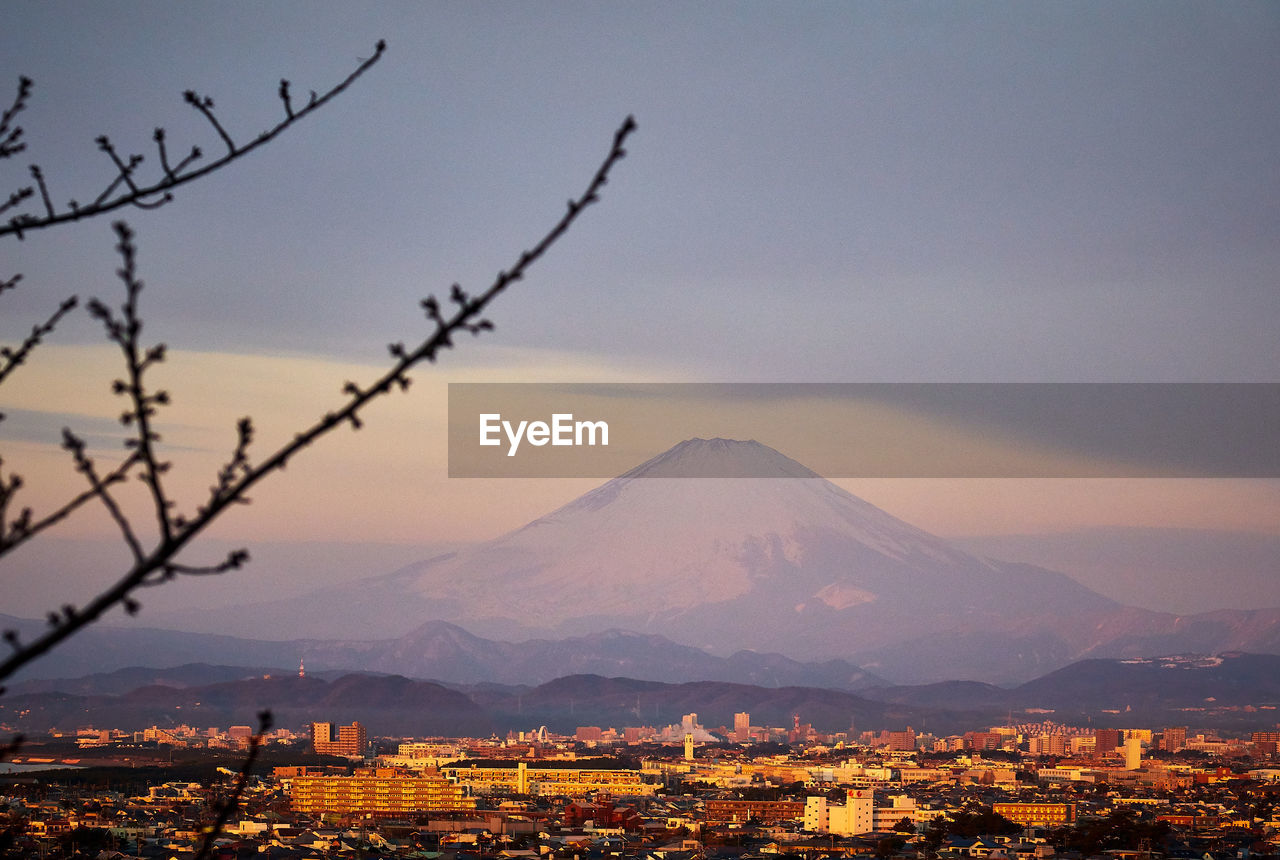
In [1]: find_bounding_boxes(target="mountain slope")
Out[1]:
[398,439,1132,679]
[28,439,1279,686]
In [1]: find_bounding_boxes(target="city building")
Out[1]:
[887,728,916,752]
[872,794,931,830]
[311,721,368,757]
[804,789,873,835]
[441,761,655,797]
[1095,728,1123,755]
[993,802,1078,827]
[1029,734,1069,757]
[286,767,474,817]
[1161,726,1188,752]
[1125,736,1143,770]
[704,799,806,825]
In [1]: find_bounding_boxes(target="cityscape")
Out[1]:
[4,705,1280,858]
[5,4,1280,860]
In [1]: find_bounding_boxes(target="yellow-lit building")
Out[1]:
[286,768,475,816]
[441,761,655,797]
[310,721,367,757]
[992,802,1076,827]
[704,799,805,824]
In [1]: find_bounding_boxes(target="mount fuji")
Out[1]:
[386,437,1280,683]
[135,437,1280,684]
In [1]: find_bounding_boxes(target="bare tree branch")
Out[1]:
[193,710,272,860]
[1,45,390,563]
[85,224,176,540]
[61,428,146,565]
[0,77,30,159]
[1,41,385,239]
[0,451,140,558]
[0,114,637,684]
[0,294,77,391]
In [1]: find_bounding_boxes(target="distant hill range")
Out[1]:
[0,614,885,691]
[5,652,1280,736]
[11,439,1280,686]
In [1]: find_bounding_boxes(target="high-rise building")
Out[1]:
[1029,734,1068,757]
[734,712,751,742]
[1125,736,1142,770]
[965,731,1003,751]
[1094,729,1123,755]
[1161,726,1187,752]
[311,720,367,757]
[887,727,916,752]
[1252,731,1280,754]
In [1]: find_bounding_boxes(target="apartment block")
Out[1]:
[311,721,367,757]
[287,768,474,816]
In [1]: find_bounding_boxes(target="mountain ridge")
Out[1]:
[7,651,1280,737]
[2,615,887,690]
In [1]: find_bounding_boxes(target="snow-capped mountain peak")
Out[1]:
[405,438,1116,672]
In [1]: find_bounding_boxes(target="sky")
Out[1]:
[2,3,1278,622]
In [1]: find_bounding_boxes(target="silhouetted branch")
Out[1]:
[0,451,139,558]
[0,294,77,391]
[0,114,636,684]
[0,50,402,848]
[194,710,272,860]
[0,291,82,553]
[0,45,389,559]
[61,428,145,564]
[1,41,385,239]
[87,223,176,540]
[0,77,30,159]
[184,90,235,154]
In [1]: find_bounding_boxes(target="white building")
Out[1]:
[872,794,928,831]
[804,789,873,835]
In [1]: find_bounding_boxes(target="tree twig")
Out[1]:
[0,77,30,160]
[0,295,77,390]
[193,710,272,860]
[0,114,637,684]
[1,42,385,239]
[0,451,140,558]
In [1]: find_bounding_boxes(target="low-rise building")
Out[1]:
[286,767,474,816]
[442,760,655,797]
[992,802,1076,827]
[704,799,806,825]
